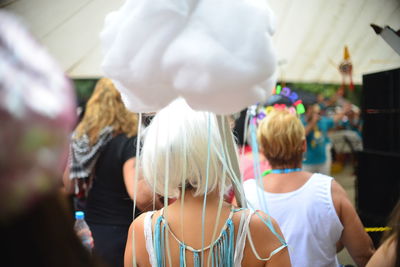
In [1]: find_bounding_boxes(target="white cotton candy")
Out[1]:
[101,0,277,114]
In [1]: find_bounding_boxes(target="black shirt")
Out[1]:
[85,134,141,226]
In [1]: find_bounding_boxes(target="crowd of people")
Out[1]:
[302,92,363,175]
[2,9,400,267]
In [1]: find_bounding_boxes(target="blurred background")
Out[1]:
[1,0,400,265]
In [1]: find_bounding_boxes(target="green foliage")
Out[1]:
[282,82,362,106]
[71,79,363,108]
[73,79,99,105]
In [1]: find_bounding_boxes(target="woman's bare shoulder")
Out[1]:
[241,209,290,266]
[249,210,283,241]
[367,237,396,267]
[233,209,286,250]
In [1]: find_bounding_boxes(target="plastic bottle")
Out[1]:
[74,211,94,252]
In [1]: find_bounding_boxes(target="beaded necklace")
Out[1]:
[262,168,302,176]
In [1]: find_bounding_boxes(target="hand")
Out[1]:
[76,229,94,250]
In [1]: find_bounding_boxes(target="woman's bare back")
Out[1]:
[125,192,290,267]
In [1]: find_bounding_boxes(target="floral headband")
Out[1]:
[249,85,305,124]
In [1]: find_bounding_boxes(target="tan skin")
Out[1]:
[122,158,163,211]
[234,141,375,266]
[125,190,291,267]
[366,238,396,267]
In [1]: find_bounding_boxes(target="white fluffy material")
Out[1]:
[101,0,277,114]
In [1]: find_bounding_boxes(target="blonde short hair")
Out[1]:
[257,109,305,167]
[141,99,232,198]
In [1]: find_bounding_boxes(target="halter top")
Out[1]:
[143,208,287,267]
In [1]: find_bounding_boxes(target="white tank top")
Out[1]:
[243,173,343,267]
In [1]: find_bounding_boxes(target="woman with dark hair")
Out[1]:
[64,78,161,267]
[367,200,400,267]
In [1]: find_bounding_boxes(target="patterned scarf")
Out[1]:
[69,126,113,179]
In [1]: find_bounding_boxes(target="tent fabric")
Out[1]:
[4,0,400,84]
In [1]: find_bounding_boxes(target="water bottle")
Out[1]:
[74,211,94,252]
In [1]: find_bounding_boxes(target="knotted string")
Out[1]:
[154,213,235,267]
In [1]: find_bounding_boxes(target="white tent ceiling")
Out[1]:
[3,0,400,84]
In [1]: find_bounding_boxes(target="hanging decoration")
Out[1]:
[338,46,354,91]
[100,1,286,265]
[100,0,277,115]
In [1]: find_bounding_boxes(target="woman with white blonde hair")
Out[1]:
[124,99,290,267]
[243,109,374,267]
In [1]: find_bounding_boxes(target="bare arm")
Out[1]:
[124,213,148,267]
[332,180,375,266]
[62,166,75,194]
[263,222,291,267]
[304,114,319,136]
[245,211,291,267]
[123,158,163,211]
[324,92,339,107]
[366,237,396,267]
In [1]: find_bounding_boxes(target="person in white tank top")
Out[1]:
[241,109,374,267]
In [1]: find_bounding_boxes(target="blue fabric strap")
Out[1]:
[161,223,166,267]
[154,216,163,267]
[179,243,186,267]
[193,251,200,267]
[227,219,234,267]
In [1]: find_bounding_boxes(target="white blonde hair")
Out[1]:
[141,98,232,198]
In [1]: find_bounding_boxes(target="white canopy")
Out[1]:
[4,0,400,84]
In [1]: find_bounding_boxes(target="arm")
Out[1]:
[325,92,339,107]
[332,180,375,266]
[124,213,148,267]
[304,114,319,136]
[366,237,396,267]
[246,211,291,267]
[263,221,291,267]
[62,166,75,194]
[123,158,163,211]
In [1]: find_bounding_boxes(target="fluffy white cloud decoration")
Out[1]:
[101,0,277,114]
